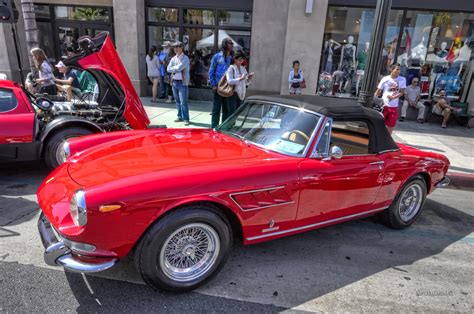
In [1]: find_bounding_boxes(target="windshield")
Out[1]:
[217,101,321,156]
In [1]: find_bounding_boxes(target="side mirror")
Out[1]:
[330,146,343,159]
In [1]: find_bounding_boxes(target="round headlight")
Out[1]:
[70,189,87,226]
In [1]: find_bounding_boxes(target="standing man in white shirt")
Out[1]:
[167,41,190,125]
[400,77,426,123]
[374,63,406,134]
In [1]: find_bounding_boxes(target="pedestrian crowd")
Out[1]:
[375,63,456,132]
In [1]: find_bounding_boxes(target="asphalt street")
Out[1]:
[0,159,473,312]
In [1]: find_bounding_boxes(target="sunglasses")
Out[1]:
[412,81,419,83]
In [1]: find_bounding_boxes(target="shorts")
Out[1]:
[148,76,159,81]
[433,104,450,115]
[289,87,302,95]
[383,106,398,128]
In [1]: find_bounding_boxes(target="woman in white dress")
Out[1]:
[225,51,254,120]
[145,46,161,102]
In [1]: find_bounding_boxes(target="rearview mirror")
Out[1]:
[330,146,343,159]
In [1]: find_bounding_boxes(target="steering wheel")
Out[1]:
[282,129,310,145]
[35,97,54,112]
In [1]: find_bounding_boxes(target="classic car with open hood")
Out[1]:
[0,32,149,168]
[37,95,450,292]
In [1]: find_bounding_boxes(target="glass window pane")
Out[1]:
[54,6,109,22]
[397,11,474,99]
[318,7,403,99]
[218,11,252,27]
[0,88,18,113]
[148,26,179,48]
[37,22,56,62]
[57,26,80,59]
[183,9,214,25]
[217,29,251,57]
[148,7,178,23]
[184,28,216,87]
[34,5,50,19]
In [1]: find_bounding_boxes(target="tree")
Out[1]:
[20,0,38,73]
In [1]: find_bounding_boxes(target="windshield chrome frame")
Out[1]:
[219,100,324,158]
[311,117,333,159]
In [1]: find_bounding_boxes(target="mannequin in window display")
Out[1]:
[406,38,427,84]
[339,35,356,93]
[397,52,409,77]
[323,39,341,73]
[429,42,449,96]
[356,42,369,96]
[436,39,471,97]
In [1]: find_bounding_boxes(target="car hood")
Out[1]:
[67,129,258,186]
[64,32,149,129]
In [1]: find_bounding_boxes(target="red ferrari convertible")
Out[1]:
[37,95,450,292]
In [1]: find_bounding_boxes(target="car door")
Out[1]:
[0,87,35,159]
[296,119,384,227]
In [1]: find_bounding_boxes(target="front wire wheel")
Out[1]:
[135,206,232,292]
[160,223,220,283]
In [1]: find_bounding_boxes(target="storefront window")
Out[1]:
[184,28,215,87]
[148,26,179,48]
[319,7,403,98]
[146,6,252,89]
[34,5,50,19]
[54,6,109,22]
[397,12,474,100]
[218,11,252,27]
[183,9,214,25]
[218,29,251,57]
[37,22,55,60]
[148,7,178,23]
[33,4,114,62]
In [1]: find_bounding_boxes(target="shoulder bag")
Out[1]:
[217,66,235,97]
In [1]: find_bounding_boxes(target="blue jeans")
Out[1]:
[159,75,167,98]
[211,90,229,128]
[172,80,189,121]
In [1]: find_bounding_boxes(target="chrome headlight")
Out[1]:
[70,189,87,226]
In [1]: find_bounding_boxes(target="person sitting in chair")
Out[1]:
[54,61,81,101]
[433,89,455,128]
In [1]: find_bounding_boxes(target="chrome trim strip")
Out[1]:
[229,186,295,212]
[246,207,387,241]
[38,213,116,273]
[369,161,385,165]
[435,177,450,188]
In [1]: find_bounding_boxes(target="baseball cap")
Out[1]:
[172,41,183,48]
[55,61,66,68]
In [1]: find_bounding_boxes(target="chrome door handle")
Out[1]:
[369,161,385,165]
[370,161,385,169]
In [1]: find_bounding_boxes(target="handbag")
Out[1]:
[300,79,306,89]
[217,67,235,97]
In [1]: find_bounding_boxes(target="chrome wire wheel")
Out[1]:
[159,223,220,283]
[398,183,423,222]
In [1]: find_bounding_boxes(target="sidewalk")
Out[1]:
[141,96,473,185]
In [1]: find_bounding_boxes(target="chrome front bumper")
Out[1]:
[435,177,450,188]
[38,213,117,273]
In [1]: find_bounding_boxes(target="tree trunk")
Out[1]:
[20,0,38,74]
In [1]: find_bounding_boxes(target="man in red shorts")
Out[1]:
[374,63,406,134]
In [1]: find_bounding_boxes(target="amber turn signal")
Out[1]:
[99,205,122,212]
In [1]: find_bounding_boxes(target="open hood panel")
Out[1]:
[64,32,150,129]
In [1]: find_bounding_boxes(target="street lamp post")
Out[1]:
[358,0,392,108]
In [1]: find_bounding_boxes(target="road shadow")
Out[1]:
[63,197,472,309]
[0,161,49,226]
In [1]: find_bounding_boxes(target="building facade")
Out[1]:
[1,0,473,111]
